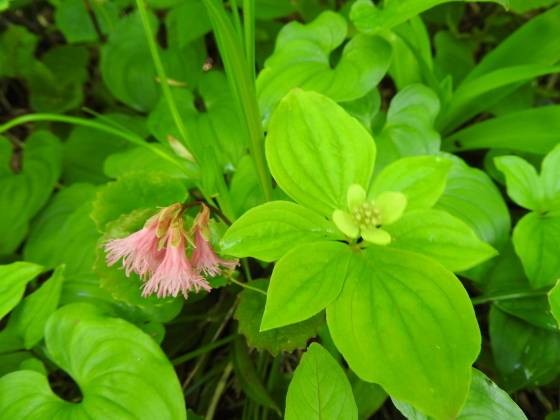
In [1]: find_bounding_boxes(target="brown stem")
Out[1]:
[180,201,232,226]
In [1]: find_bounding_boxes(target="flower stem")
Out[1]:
[470,287,550,305]
[228,276,267,296]
[171,334,239,366]
[180,201,233,226]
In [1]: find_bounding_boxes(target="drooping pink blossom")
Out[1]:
[104,224,164,280]
[142,228,211,299]
[190,204,238,276]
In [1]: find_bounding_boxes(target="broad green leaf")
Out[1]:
[350,0,508,34]
[347,370,387,420]
[487,83,534,117]
[0,303,186,419]
[435,153,510,251]
[221,201,344,262]
[496,296,558,332]
[0,262,44,320]
[94,209,186,308]
[90,170,188,231]
[370,156,451,210]
[462,5,560,84]
[234,279,324,356]
[261,241,352,331]
[63,113,148,184]
[494,156,543,211]
[147,71,246,170]
[231,336,280,411]
[60,274,183,324]
[373,85,441,173]
[384,209,497,272]
[0,131,62,255]
[24,46,89,113]
[327,247,480,420]
[10,265,65,349]
[490,306,560,392]
[510,0,559,12]
[0,25,38,78]
[433,31,475,87]
[104,144,194,181]
[166,0,211,49]
[55,0,118,43]
[438,64,560,134]
[100,10,204,112]
[513,212,560,288]
[229,155,264,218]
[443,106,560,155]
[266,89,376,217]
[339,88,382,132]
[393,368,527,420]
[24,183,98,269]
[251,0,296,20]
[540,143,560,203]
[285,343,358,420]
[257,11,391,125]
[549,280,560,327]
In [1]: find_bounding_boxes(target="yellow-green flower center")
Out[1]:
[352,202,382,230]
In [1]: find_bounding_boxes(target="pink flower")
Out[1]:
[104,224,164,280]
[142,228,211,299]
[190,204,238,276]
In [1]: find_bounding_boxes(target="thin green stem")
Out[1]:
[241,258,252,282]
[172,334,239,366]
[229,0,243,41]
[243,0,256,83]
[228,277,267,295]
[0,114,193,176]
[135,0,196,159]
[205,362,233,420]
[471,287,550,306]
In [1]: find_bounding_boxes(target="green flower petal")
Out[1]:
[375,191,407,225]
[347,184,367,211]
[361,228,391,245]
[333,210,360,238]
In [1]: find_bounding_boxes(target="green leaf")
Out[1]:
[104,144,194,182]
[496,296,558,332]
[0,25,38,78]
[462,5,560,84]
[54,0,119,43]
[147,71,246,170]
[0,303,186,419]
[490,306,560,392]
[494,155,543,211]
[0,262,44,320]
[261,241,352,331]
[373,85,441,173]
[513,212,560,289]
[339,88,382,132]
[234,279,324,356]
[220,201,344,262]
[166,0,211,49]
[384,209,497,272]
[257,11,391,125]
[509,0,559,12]
[438,64,560,134]
[548,280,560,326]
[100,10,204,112]
[0,131,62,255]
[266,89,376,217]
[350,0,508,34]
[62,113,148,185]
[347,370,387,420]
[10,265,65,349]
[24,183,99,269]
[541,143,560,203]
[433,31,475,88]
[90,170,188,232]
[370,156,451,211]
[435,153,510,250]
[327,247,480,420]
[285,343,358,420]
[229,155,265,218]
[230,336,280,411]
[443,106,560,155]
[393,368,527,420]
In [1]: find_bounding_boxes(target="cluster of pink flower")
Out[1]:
[103,203,238,299]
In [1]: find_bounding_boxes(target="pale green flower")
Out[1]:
[332,184,407,246]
